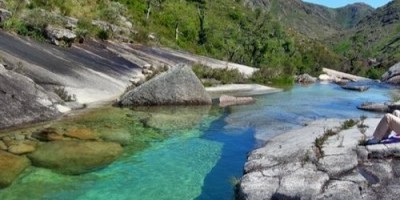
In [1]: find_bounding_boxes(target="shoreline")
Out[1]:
[238,116,400,199]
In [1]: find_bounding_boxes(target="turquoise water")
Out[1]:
[0,83,394,200]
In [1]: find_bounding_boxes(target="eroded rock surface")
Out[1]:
[0,67,61,129]
[239,118,400,200]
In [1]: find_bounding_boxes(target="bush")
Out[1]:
[97,29,110,41]
[54,87,76,102]
[192,64,247,85]
[250,67,294,87]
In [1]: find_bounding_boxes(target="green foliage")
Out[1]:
[340,119,359,130]
[97,29,110,41]
[3,0,346,85]
[192,64,246,85]
[54,87,76,102]
[1,17,44,40]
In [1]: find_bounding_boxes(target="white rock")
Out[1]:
[319,74,331,81]
[55,104,71,113]
[143,63,152,69]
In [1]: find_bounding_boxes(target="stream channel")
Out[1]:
[0,83,395,200]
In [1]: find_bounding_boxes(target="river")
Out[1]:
[0,83,395,200]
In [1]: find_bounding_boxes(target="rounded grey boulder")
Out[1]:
[382,62,400,84]
[119,65,212,106]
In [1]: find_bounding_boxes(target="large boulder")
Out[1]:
[0,8,11,23]
[28,141,123,175]
[382,62,400,84]
[119,65,212,106]
[45,25,77,46]
[0,151,30,188]
[0,68,61,129]
[296,73,317,84]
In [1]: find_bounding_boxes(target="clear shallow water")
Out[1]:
[0,83,394,200]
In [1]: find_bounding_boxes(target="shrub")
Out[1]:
[97,29,110,41]
[192,64,247,85]
[54,87,76,102]
[340,119,359,130]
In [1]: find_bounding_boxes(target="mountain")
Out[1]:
[243,0,374,39]
[351,0,400,67]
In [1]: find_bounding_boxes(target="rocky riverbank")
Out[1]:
[239,117,400,199]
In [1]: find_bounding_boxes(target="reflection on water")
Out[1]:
[0,83,393,200]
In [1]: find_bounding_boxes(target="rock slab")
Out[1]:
[0,68,60,129]
[119,65,212,106]
[28,141,123,175]
[0,151,30,188]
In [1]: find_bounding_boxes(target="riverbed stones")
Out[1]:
[28,141,123,174]
[32,128,62,141]
[0,151,30,188]
[8,143,36,155]
[119,65,212,106]
[0,140,7,150]
[65,128,98,140]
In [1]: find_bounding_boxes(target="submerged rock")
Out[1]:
[28,141,123,175]
[119,65,212,106]
[219,95,255,107]
[64,128,98,140]
[0,151,30,188]
[8,143,36,155]
[134,105,211,130]
[341,85,370,92]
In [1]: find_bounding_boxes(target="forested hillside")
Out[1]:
[1,0,399,82]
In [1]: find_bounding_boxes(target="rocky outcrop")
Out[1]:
[0,151,30,188]
[45,25,77,46]
[28,141,123,175]
[239,118,400,200]
[382,62,400,84]
[119,65,212,106]
[296,73,317,84]
[0,8,11,23]
[0,66,61,129]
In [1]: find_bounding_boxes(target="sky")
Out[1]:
[302,0,392,8]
